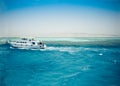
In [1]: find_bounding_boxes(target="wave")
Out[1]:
[0,39,7,44]
[0,37,18,44]
[10,46,81,54]
[10,47,30,50]
[45,46,80,53]
[0,37,120,47]
[62,72,80,78]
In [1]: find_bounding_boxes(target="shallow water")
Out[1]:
[0,37,120,86]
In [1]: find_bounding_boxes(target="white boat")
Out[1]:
[8,38,46,49]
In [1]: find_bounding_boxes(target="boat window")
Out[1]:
[22,38,27,40]
[38,42,42,45]
[32,42,35,45]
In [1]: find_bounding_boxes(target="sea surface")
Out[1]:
[0,37,120,86]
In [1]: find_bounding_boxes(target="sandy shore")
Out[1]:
[0,33,119,38]
[37,33,119,37]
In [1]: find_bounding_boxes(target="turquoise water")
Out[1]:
[0,37,120,86]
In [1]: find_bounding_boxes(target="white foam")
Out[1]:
[10,46,81,54]
[10,47,13,49]
[62,72,80,78]
[80,65,90,71]
[10,47,30,50]
[113,60,117,64]
[45,46,80,53]
[99,53,103,56]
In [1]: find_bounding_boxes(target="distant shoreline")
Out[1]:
[0,33,119,38]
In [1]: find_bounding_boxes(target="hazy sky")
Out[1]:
[0,0,120,37]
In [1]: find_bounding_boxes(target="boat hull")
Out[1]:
[10,44,46,49]
[9,42,46,49]
[8,38,46,49]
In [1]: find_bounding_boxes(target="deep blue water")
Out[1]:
[0,37,120,86]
